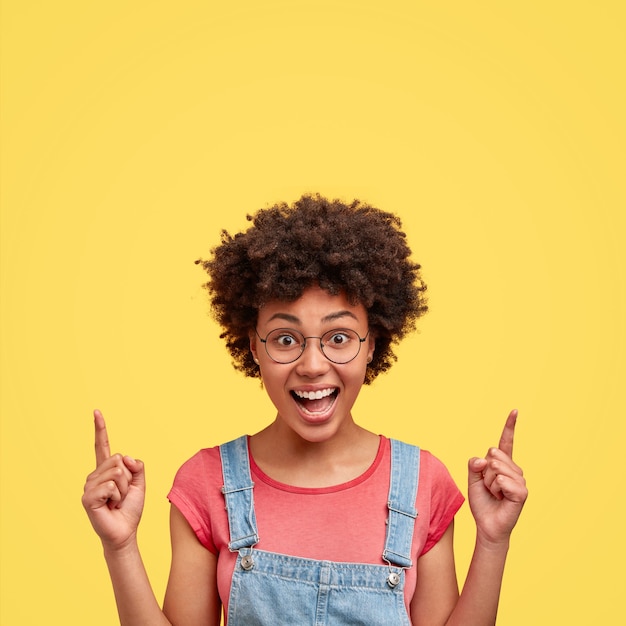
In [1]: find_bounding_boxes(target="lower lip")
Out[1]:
[293,395,338,424]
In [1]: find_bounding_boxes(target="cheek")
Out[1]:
[344,365,368,390]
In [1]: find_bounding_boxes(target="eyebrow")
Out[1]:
[266,310,360,325]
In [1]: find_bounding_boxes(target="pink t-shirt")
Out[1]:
[168,436,464,619]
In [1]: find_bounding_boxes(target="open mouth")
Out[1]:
[291,388,339,415]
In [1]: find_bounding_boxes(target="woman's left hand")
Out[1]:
[468,409,528,547]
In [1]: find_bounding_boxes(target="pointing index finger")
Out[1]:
[498,409,518,459]
[94,409,111,465]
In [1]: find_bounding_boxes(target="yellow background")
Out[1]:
[1,1,624,624]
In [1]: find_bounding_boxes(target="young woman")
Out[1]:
[82,194,527,625]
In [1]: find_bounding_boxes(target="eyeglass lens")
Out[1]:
[263,328,364,364]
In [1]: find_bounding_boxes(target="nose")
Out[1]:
[295,338,330,377]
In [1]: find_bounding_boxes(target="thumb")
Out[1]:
[468,457,487,486]
[123,456,146,490]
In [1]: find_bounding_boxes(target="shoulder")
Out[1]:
[172,446,223,487]
[387,438,456,485]
[387,439,464,512]
[167,445,226,554]
[413,447,463,506]
[414,448,465,554]
[419,449,456,482]
[168,446,224,524]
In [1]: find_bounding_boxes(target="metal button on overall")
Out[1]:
[241,555,254,570]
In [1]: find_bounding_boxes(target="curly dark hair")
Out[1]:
[195,193,427,384]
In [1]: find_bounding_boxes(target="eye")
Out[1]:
[267,330,302,350]
[326,331,352,347]
[276,333,298,347]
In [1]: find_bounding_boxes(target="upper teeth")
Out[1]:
[294,388,335,400]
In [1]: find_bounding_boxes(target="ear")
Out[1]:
[366,333,375,363]
[249,330,260,364]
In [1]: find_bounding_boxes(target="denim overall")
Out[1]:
[220,437,421,625]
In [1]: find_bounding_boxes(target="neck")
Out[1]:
[249,418,380,488]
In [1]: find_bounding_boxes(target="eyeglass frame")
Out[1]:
[254,327,370,365]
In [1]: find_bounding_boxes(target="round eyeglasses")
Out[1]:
[256,328,369,364]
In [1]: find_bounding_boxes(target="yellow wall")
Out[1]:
[1,2,624,624]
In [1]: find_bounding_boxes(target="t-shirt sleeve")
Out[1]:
[167,449,219,554]
[421,451,465,555]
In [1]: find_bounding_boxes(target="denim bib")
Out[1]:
[220,437,420,625]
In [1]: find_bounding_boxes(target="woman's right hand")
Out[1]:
[82,410,146,551]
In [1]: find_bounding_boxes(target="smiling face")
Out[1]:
[250,286,375,445]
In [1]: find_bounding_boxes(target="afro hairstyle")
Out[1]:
[196,193,427,383]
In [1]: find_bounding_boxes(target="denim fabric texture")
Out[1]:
[220,437,421,625]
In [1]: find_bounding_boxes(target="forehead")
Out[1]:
[257,286,367,327]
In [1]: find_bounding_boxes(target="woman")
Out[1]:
[82,193,527,625]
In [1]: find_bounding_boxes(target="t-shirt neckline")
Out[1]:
[247,435,387,495]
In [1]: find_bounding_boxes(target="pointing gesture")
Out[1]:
[95,409,112,465]
[497,408,516,459]
[467,410,528,546]
[82,410,146,550]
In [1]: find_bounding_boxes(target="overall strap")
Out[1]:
[219,436,260,552]
[382,439,421,569]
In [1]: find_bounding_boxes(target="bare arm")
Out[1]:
[444,536,509,626]
[410,523,459,626]
[103,541,172,626]
[411,526,510,626]
[163,505,221,625]
[82,410,171,626]
[411,411,527,626]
